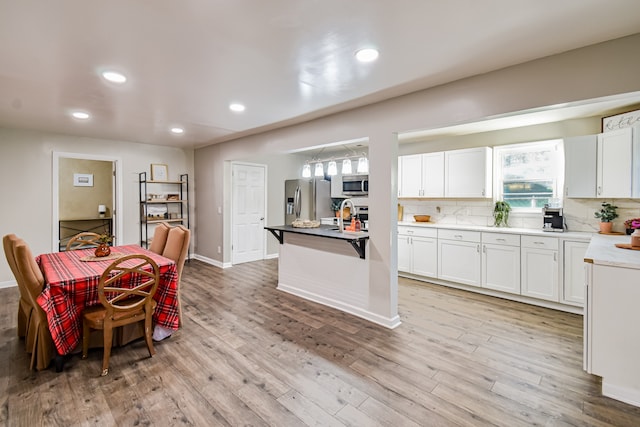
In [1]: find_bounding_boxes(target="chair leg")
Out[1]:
[144,314,155,357]
[82,321,90,360]
[101,324,113,376]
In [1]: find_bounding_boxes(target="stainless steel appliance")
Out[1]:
[342,175,368,196]
[285,179,332,224]
[542,206,565,232]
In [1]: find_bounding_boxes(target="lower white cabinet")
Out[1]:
[521,235,559,302]
[398,226,437,277]
[481,232,521,294]
[563,240,589,305]
[438,229,481,287]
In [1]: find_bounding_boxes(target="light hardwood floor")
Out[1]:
[2,258,640,426]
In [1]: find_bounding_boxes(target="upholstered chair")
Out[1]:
[161,225,190,326]
[148,222,171,254]
[3,234,31,339]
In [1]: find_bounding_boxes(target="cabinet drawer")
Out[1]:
[398,225,437,238]
[438,228,481,243]
[521,235,559,250]
[482,232,520,247]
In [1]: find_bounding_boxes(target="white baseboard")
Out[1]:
[0,280,16,289]
[602,381,640,408]
[192,253,232,269]
[277,283,402,330]
[265,253,279,260]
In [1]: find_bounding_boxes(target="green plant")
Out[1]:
[98,233,113,244]
[594,202,618,222]
[493,201,511,227]
[331,198,344,212]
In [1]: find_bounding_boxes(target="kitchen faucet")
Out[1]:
[339,199,356,233]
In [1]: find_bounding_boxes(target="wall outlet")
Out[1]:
[217,246,221,254]
[217,206,222,214]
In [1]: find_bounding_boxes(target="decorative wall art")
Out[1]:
[150,163,168,181]
[73,173,94,187]
[602,108,640,132]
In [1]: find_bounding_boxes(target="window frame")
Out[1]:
[493,139,564,213]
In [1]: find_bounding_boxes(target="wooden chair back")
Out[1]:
[82,254,160,376]
[148,222,171,254]
[66,232,102,251]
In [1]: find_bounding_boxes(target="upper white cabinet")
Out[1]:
[564,126,640,198]
[564,134,597,198]
[444,147,492,198]
[597,127,635,198]
[398,147,490,198]
[398,152,444,198]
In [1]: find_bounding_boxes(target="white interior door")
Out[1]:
[232,163,266,265]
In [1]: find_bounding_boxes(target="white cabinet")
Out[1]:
[398,152,444,198]
[521,235,559,302]
[481,232,520,294]
[564,134,597,198]
[398,226,437,277]
[437,229,481,287]
[563,240,589,306]
[444,147,492,198]
[597,127,634,198]
[398,154,423,197]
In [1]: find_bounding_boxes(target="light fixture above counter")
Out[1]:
[302,151,369,178]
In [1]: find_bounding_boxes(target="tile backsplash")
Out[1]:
[399,198,640,233]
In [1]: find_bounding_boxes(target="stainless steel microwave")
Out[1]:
[342,175,368,196]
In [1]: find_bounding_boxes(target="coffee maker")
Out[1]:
[542,205,565,232]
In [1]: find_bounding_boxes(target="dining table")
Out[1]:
[36,244,180,368]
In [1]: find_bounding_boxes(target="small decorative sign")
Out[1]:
[73,173,93,187]
[602,108,640,132]
[150,163,168,181]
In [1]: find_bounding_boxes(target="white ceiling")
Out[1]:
[1,1,640,149]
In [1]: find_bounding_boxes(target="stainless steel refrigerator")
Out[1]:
[284,179,332,224]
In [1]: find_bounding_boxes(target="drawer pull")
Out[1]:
[533,241,545,245]
[497,238,506,242]
[454,234,463,239]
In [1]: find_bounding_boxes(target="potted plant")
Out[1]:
[331,198,344,218]
[95,233,113,257]
[493,201,511,227]
[624,218,640,235]
[594,202,618,233]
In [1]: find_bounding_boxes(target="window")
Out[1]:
[494,140,563,211]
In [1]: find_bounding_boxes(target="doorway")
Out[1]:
[52,152,122,252]
[231,162,267,264]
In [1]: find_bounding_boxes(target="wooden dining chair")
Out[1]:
[13,240,55,370]
[3,234,32,340]
[66,232,102,251]
[148,222,171,254]
[161,225,190,326]
[82,254,160,376]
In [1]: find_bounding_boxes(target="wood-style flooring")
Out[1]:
[2,258,640,426]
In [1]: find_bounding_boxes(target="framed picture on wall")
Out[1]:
[150,163,168,181]
[602,108,640,132]
[73,173,94,187]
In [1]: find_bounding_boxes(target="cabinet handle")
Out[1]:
[597,186,602,195]
[533,241,544,245]
[407,230,414,234]
[454,234,463,239]
[482,245,486,253]
[497,238,506,242]
[482,189,485,196]
[477,244,480,253]
[554,252,557,262]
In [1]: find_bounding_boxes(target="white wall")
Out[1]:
[0,128,194,284]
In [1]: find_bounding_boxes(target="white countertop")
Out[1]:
[584,233,640,269]
[397,221,593,240]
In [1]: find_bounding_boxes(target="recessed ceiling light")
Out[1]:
[170,127,184,134]
[229,103,246,112]
[71,111,90,120]
[355,48,379,63]
[101,70,127,84]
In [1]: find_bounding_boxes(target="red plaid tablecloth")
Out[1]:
[36,244,179,355]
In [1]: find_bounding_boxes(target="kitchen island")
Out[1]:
[584,233,640,407]
[265,225,398,328]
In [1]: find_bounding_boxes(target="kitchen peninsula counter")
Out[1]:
[264,224,391,328]
[583,233,640,407]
